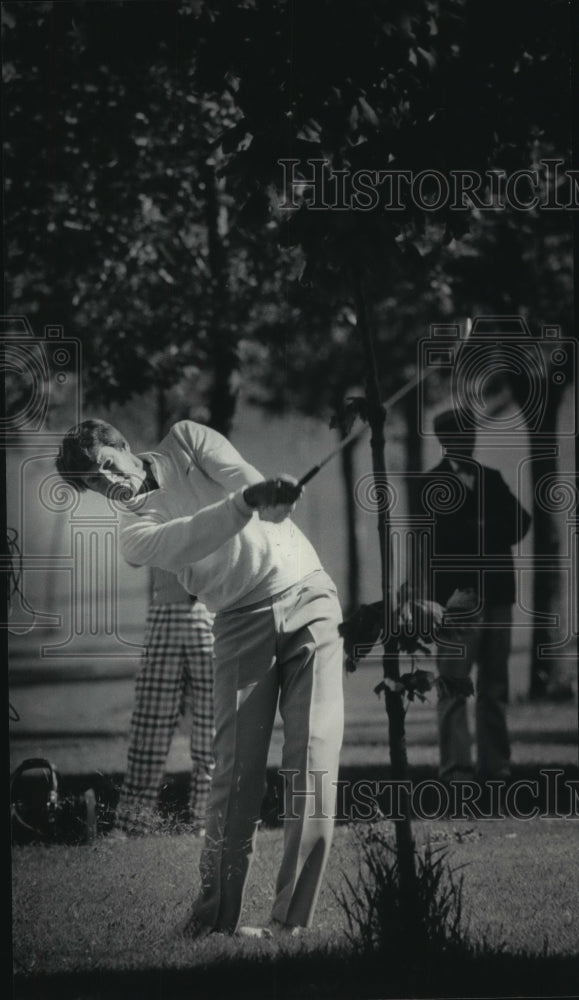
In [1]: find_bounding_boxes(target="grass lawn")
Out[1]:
[11,816,579,999]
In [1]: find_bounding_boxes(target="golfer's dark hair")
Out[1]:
[55,420,128,492]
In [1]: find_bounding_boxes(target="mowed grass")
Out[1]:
[12,818,579,989]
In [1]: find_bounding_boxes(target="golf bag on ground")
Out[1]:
[10,757,97,845]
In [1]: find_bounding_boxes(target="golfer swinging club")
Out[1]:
[56,418,344,938]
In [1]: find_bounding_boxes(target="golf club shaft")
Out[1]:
[297,320,472,489]
[297,369,424,487]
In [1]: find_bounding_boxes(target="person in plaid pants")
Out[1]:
[115,567,215,836]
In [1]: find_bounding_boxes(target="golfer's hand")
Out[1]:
[398,600,415,629]
[243,475,302,523]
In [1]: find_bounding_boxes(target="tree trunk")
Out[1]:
[505,352,571,701]
[403,383,423,519]
[528,391,570,699]
[340,439,360,617]
[332,387,361,619]
[156,382,168,439]
[204,164,238,438]
[352,267,416,891]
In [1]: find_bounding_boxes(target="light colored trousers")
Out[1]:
[191,571,344,933]
[437,588,512,779]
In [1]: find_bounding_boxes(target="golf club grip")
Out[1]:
[297,465,321,488]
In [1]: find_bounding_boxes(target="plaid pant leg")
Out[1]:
[116,605,186,832]
[181,602,216,825]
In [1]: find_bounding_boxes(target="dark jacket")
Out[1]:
[420,458,531,607]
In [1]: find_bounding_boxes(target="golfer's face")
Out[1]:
[84,445,146,498]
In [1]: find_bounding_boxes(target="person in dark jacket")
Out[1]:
[421,407,531,780]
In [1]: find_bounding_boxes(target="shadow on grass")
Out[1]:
[12,947,579,1000]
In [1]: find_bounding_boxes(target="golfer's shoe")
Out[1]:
[237,926,274,940]
[270,919,305,938]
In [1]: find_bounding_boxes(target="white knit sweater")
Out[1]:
[120,421,322,613]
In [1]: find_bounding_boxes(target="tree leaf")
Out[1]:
[330,396,368,434]
[339,601,383,669]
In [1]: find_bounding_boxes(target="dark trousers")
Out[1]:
[436,588,512,779]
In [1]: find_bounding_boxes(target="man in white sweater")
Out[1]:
[56,418,344,936]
